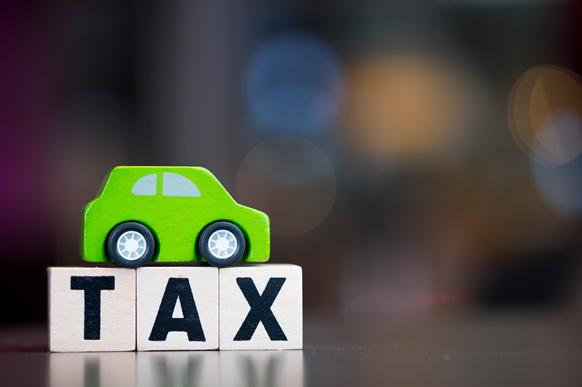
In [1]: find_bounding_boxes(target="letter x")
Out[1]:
[234,277,287,341]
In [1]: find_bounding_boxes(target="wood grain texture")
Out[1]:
[48,267,136,352]
[219,264,302,350]
[83,166,270,264]
[137,266,218,351]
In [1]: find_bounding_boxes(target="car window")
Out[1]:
[132,173,156,196]
[163,172,201,197]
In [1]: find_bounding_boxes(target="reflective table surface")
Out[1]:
[1,313,582,386]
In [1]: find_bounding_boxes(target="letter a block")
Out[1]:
[48,267,136,352]
[219,264,302,350]
[137,266,218,351]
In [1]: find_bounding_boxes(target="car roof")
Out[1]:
[111,166,211,173]
[96,166,230,199]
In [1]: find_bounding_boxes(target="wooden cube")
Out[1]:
[49,352,136,387]
[137,351,219,386]
[219,350,304,387]
[137,266,218,351]
[219,264,302,350]
[48,267,136,352]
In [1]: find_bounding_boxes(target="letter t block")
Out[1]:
[48,267,136,352]
[219,264,302,350]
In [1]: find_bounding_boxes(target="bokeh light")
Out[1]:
[236,137,336,236]
[242,33,344,138]
[509,66,582,165]
[345,54,474,166]
[532,134,582,219]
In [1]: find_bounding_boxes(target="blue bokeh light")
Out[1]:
[242,32,344,138]
[532,112,582,218]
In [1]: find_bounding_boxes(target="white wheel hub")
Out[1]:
[208,230,238,259]
[117,231,147,260]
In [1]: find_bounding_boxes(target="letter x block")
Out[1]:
[137,266,218,351]
[48,267,136,352]
[219,264,302,350]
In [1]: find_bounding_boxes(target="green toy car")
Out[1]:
[83,166,270,268]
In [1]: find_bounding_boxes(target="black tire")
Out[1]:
[107,222,156,268]
[199,221,246,268]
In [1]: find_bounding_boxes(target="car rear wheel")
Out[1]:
[107,222,155,268]
[199,222,246,267]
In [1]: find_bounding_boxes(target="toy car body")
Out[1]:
[83,166,270,268]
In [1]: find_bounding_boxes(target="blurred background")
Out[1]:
[2,0,582,325]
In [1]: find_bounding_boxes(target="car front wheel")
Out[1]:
[199,221,246,267]
[107,222,155,268]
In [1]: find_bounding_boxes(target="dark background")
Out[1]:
[2,0,582,325]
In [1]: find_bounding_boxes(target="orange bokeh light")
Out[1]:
[345,55,475,166]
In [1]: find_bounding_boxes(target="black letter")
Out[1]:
[71,276,115,340]
[148,278,206,342]
[234,277,287,341]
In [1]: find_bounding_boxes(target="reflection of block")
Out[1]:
[49,353,136,387]
[137,351,219,386]
[48,267,136,352]
[137,266,218,351]
[219,264,302,350]
[219,350,304,387]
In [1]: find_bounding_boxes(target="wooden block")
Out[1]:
[49,353,136,387]
[137,351,219,386]
[48,267,136,352]
[219,350,304,387]
[219,264,302,350]
[137,266,218,350]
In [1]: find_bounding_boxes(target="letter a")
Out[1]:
[148,278,206,342]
